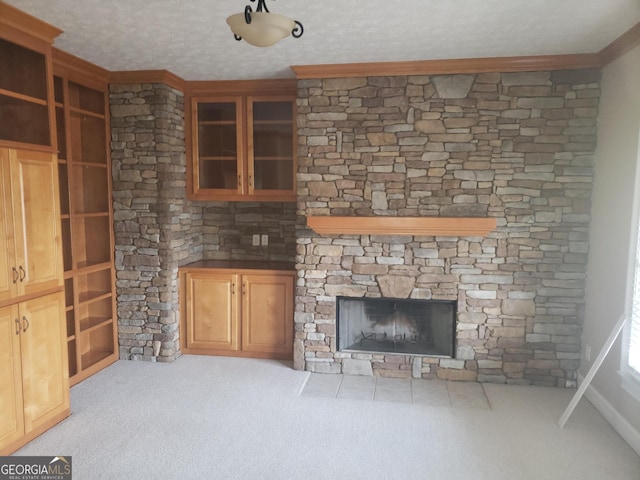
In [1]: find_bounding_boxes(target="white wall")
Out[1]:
[583,43,640,442]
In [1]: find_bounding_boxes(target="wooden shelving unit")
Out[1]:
[53,62,117,385]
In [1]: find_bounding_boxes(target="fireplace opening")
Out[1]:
[337,296,456,357]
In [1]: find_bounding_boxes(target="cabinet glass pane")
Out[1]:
[253,123,293,158]
[251,101,294,192]
[198,102,236,122]
[71,165,109,213]
[0,39,47,100]
[0,94,50,145]
[199,160,238,189]
[198,124,237,158]
[70,112,107,164]
[69,82,105,115]
[72,216,111,268]
[253,160,294,190]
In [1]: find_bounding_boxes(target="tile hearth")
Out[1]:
[300,374,490,409]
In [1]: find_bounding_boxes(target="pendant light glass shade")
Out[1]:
[227,12,296,47]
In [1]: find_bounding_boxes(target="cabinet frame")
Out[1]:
[186,79,297,202]
[180,266,294,360]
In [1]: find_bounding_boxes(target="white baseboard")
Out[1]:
[579,375,640,456]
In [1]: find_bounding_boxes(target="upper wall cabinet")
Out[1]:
[187,80,297,202]
[0,3,61,150]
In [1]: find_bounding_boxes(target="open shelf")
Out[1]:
[54,70,116,384]
[80,322,115,370]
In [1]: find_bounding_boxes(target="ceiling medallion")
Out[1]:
[226,0,304,47]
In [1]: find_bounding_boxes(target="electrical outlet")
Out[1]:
[261,234,269,246]
[252,234,260,246]
[584,344,591,362]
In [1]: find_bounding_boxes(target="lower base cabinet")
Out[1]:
[180,266,294,359]
[0,292,70,455]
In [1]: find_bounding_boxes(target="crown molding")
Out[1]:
[598,22,640,66]
[109,70,187,92]
[186,78,297,97]
[0,1,62,44]
[53,48,109,89]
[291,53,602,79]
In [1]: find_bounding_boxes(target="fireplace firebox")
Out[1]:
[337,297,456,357]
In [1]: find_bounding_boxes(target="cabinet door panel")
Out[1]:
[247,98,296,197]
[185,272,239,351]
[0,304,24,449]
[0,149,18,303]
[10,149,63,296]
[242,274,293,355]
[193,98,245,196]
[19,292,69,433]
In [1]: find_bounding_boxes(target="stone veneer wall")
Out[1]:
[295,70,601,387]
[110,83,201,362]
[201,202,297,263]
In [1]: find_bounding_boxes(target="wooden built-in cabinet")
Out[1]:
[0,146,69,455]
[0,292,69,455]
[180,263,294,359]
[53,52,117,385]
[187,80,297,202]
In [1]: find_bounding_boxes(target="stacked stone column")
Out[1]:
[110,83,198,362]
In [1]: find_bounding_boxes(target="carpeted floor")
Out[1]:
[14,355,640,479]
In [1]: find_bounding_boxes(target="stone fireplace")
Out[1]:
[337,297,456,357]
[294,69,601,387]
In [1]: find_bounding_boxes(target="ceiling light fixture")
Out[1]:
[226,0,304,47]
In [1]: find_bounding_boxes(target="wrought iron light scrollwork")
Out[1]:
[226,0,304,47]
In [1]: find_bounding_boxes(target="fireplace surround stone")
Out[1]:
[294,69,601,387]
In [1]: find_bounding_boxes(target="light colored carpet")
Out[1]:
[14,355,640,479]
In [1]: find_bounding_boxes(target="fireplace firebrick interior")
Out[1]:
[337,297,456,357]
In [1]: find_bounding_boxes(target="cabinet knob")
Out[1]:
[248,175,253,188]
[18,266,26,282]
[22,316,29,333]
[238,175,242,188]
[15,318,20,335]
[12,267,19,284]
[231,282,236,295]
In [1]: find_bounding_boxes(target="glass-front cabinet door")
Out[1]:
[192,97,244,196]
[190,94,296,202]
[247,97,295,197]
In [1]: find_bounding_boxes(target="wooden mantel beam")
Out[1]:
[306,216,497,237]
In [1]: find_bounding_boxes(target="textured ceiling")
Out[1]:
[5,0,640,81]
